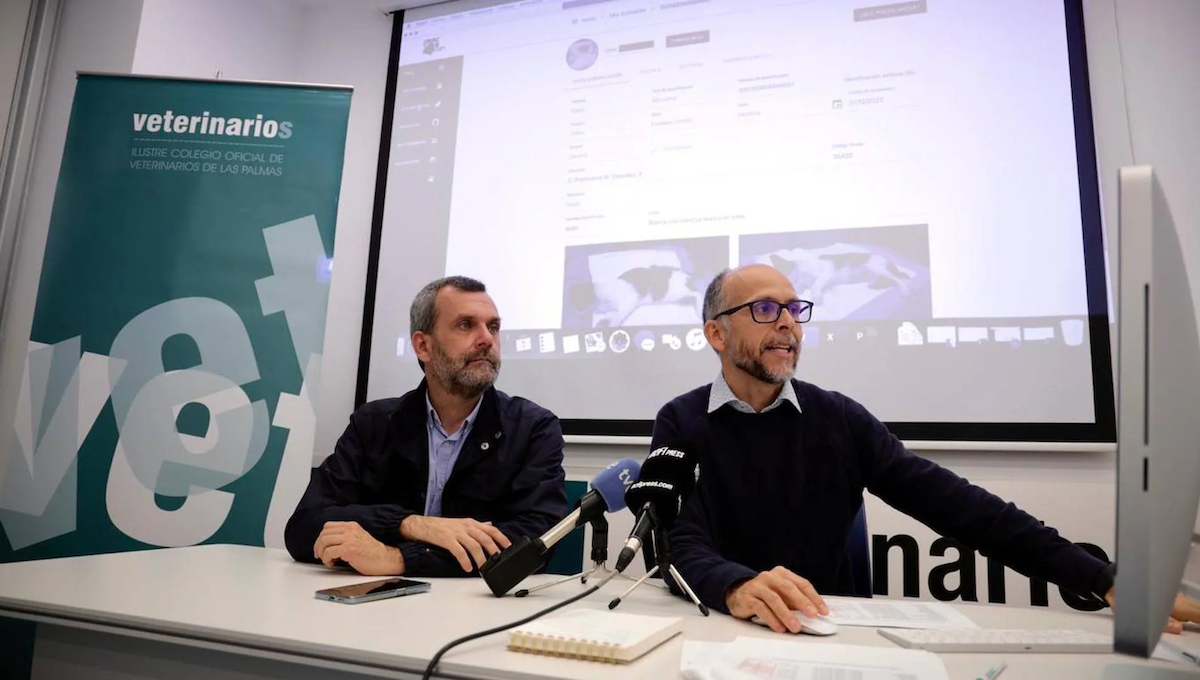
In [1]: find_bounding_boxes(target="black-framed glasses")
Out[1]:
[712,299,814,324]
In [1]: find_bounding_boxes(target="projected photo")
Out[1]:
[740,224,932,322]
[562,236,728,328]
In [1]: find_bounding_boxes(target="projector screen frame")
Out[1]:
[356,0,1116,445]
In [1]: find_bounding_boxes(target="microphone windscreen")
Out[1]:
[624,445,697,524]
[590,457,641,512]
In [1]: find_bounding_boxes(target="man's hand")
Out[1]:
[1106,588,1200,635]
[726,566,830,634]
[313,521,404,576]
[400,515,511,572]
[1171,593,1200,628]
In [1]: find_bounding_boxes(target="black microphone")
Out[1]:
[614,445,697,572]
[480,457,639,596]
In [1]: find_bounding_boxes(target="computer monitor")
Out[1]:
[1104,166,1200,678]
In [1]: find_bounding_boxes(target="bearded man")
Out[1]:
[651,264,1196,635]
[285,276,567,577]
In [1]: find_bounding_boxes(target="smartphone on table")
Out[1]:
[315,578,431,604]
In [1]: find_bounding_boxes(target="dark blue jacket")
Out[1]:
[653,379,1111,613]
[284,382,567,576]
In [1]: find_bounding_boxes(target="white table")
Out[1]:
[0,544,1196,680]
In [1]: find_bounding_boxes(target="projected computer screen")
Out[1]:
[362,0,1113,440]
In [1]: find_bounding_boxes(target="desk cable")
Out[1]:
[420,574,615,680]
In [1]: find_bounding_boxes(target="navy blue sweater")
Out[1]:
[652,379,1109,613]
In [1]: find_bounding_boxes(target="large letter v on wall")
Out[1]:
[0,338,125,551]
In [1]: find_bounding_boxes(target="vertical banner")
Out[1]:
[0,74,352,562]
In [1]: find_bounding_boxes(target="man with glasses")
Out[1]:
[651,263,1191,635]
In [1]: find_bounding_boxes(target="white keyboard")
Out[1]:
[878,628,1112,653]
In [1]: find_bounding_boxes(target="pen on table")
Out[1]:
[975,660,1007,680]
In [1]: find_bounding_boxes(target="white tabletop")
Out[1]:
[0,544,1196,680]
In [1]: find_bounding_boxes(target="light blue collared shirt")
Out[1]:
[707,371,801,415]
[424,395,483,517]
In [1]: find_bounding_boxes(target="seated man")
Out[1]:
[285,276,567,576]
[654,263,1195,633]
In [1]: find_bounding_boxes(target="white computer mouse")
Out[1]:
[750,611,839,636]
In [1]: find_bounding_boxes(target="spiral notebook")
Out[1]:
[507,608,683,664]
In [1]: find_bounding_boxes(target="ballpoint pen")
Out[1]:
[976,660,1007,680]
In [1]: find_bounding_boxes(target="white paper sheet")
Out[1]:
[681,640,732,680]
[1154,638,1200,666]
[824,597,980,630]
[679,637,952,680]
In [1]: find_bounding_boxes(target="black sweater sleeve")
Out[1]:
[847,394,1108,600]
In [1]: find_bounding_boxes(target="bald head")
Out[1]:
[703,264,798,321]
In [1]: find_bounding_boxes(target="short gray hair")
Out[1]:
[703,269,732,322]
[409,276,487,371]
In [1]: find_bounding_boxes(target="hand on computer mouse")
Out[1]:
[726,566,829,634]
[751,610,838,636]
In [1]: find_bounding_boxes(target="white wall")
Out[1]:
[1102,0,1200,301]
[0,0,34,159]
[0,0,36,396]
[132,0,302,80]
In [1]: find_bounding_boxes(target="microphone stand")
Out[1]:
[608,506,708,615]
[514,516,643,597]
[584,514,609,584]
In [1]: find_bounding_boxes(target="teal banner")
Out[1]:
[0,74,352,563]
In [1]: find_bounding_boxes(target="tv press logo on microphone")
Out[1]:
[618,465,636,487]
[630,480,675,492]
[606,459,639,487]
[647,446,686,460]
[629,480,686,515]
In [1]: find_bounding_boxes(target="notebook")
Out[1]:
[507,608,683,664]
